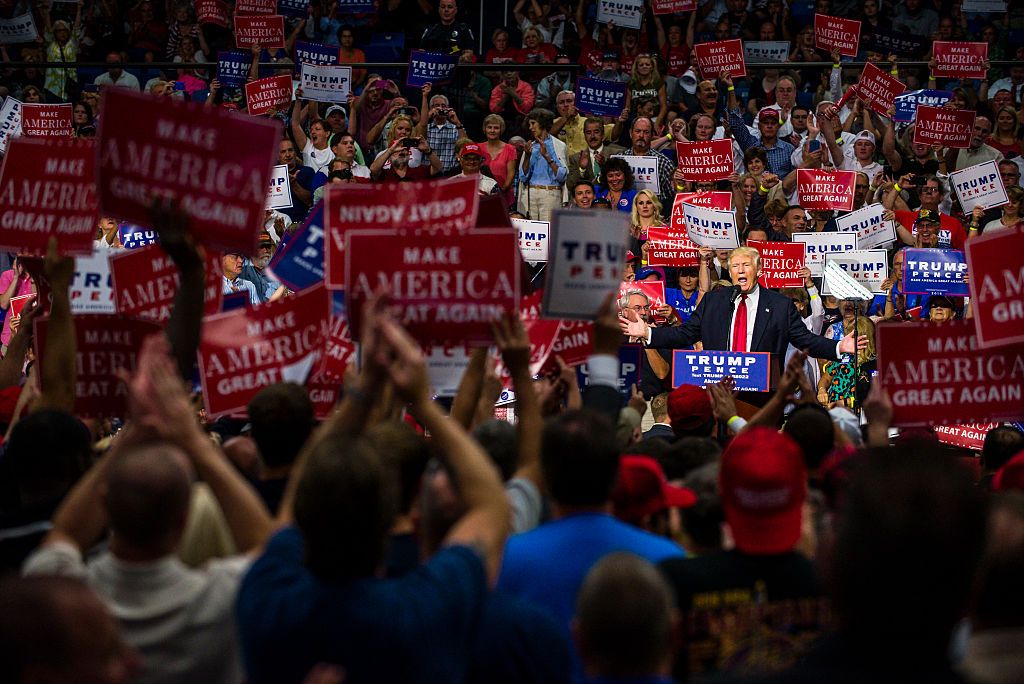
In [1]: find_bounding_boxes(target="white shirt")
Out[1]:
[302,138,334,176]
[454,171,498,195]
[94,70,140,90]
[728,285,760,351]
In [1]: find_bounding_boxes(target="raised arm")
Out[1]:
[493,312,542,489]
[291,90,309,148]
[450,347,488,429]
[34,239,75,414]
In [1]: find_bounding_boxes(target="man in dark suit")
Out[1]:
[565,117,625,192]
[619,247,864,368]
[642,393,675,442]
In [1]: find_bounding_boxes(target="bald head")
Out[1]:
[104,443,194,555]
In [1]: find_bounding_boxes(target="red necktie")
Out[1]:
[732,294,748,352]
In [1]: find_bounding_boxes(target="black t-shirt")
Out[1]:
[659,550,829,679]
[420,21,476,54]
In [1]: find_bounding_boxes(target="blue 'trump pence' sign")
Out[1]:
[576,77,627,117]
[902,247,969,296]
[269,201,325,291]
[406,50,459,87]
[672,350,772,392]
[217,50,250,88]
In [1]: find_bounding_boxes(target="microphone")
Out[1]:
[730,286,742,310]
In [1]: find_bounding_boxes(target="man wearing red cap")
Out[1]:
[453,142,498,195]
[659,427,825,678]
[620,247,865,374]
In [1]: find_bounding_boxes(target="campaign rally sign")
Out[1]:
[69,253,116,314]
[913,105,975,149]
[217,50,250,88]
[269,200,325,291]
[596,0,643,29]
[814,14,860,56]
[34,315,162,417]
[675,139,733,182]
[406,50,459,88]
[877,320,1024,427]
[681,202,739,250]
[324,176,480,287]
[119,223,158,249]
[619,280,666,316]
[544,319,594,370]
[966,226,1024,348]
[0,97,22,155]
[935,423,1001,452]
[196,0,229,26]
[743,41,790,63]
[821,249,888,295]
[932,41,988,79]
[576,345,643,404]
[277,0,310,17]
[316,291,356,382]
[96,88,280,255]
[336,0,376,12]
[677,191,732,210]
[692,39,746,79]
[672,350,771,392]
[611,155,660,193]
[747,240,805,288]
[646,225,699,268]
[902,248,968,296]
[497,290,563,381]
[236,0,275,13]
[345,229,520,344]
[293,40,338,77]
[8,294,33,320]
[962,0,1006,10]
[652,0,697,13]
[894,89,953,123]
[835,203,898,250]
[0,12,38,42]
[867,28,927,58]
[110,245,224,323]
[306,374,340,419]
[853,62,905,117]
[265,164,293,210]
[792,232,858,276]
[245,74,293,116]
[199,283,329,417]
[950,160,1007,213]
[543,210,629,320]
[797,169,856,211]
[20,104,73,137]
[513,218,549,262]
[425,344,473,397]
[300,64,352,103]
[0,137,97,256]
[575,77,627,117]
[234,15,285,48]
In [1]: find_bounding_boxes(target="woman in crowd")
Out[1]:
[482,114,518,208]
[630,190,665,260]
[42,5,83,102]
[374,114,422,169]
[595,157,637,213]
[985,105,1022,158]
[819,301,876,409]
[337,26,367,88]
[976,186,1024,234]
[73,101,94,137]
[291,90,335,176]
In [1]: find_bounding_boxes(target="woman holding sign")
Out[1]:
[818,301,876,409]
[292,91,335,176]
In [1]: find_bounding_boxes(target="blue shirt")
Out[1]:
[596,186,638,212]
[241,261,280,303]
[222,276,262,306]
[518,135,568,186]
[498,512,685,681]
[727,108,796,177]
[237,527,487,684]
[665,287,700,323]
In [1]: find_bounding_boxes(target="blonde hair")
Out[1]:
[522,26,544,46]
[386,114,415,145]
[728,246,761,272]
[629,54,663,88]
[482,113,506,134]
[629,190,664,236]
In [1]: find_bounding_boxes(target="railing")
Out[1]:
[5,60,1021,69]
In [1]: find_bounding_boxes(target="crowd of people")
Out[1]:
[1,0,1024,682]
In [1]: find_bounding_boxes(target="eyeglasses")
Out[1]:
[628,304,651,312]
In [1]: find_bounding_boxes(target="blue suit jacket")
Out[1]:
[649,285,839,365]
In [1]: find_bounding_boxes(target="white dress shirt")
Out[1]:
[728,286,760,351]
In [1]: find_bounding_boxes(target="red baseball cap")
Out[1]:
[667,384,712,435]
[720,427,807,555]
[460,142,484,157]
[613,455,697,524]
[758,107,780,122]
[993,450,1024,492]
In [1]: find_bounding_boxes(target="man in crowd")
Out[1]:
[419,0,475,59]
[566,116,624,192]
[241,232,282,304]
[453,142,498,194]
[222,251,261,305]
[94,52,140,90]
[276,138,315,223]
[623,117,675,211]
[423,92,464,173]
